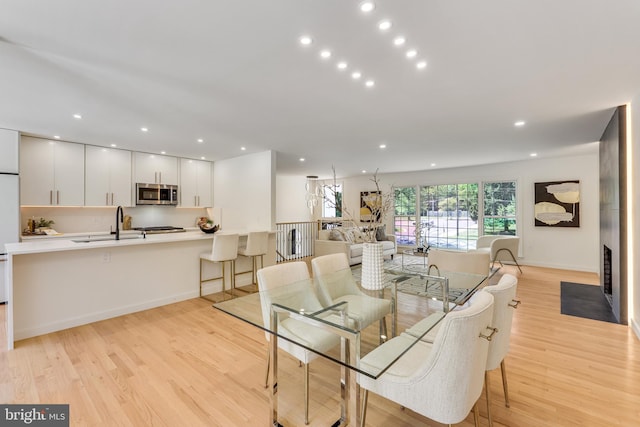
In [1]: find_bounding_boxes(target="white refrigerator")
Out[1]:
[0,129,20,303]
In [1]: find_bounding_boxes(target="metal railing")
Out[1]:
[275,221,317,262]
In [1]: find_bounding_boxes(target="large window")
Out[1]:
[322,183,342,218]
[393,180,517,250]
[483,181,516,235]
[420,183,479,250]
[393,186,417,245]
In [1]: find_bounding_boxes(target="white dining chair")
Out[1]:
[311,253,392,339]
[358,291,495,427]
[257,261,341,425]
[483,273,520,427]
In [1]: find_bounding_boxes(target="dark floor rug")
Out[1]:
[560,281,618,324]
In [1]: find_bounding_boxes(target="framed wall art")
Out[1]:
[534,180,580,227]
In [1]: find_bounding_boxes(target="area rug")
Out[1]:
[560,281,618,324]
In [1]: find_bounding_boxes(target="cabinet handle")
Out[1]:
[159,172,162,183]
[106,193,109,205]
[56,190,60,205]
[197,195,200,206]
[112,193,114,205]
[195,196,197,206]
[154,172,157,183]
[50,190,53,205]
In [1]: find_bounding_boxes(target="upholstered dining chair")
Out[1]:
[482,273,520,427]
[475,235,522,273]
[257,261,341,425]
[311,253,392,340]
[358,291,495,427]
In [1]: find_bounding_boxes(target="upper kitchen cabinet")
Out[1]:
[85,146,132,206]
[20,137,85,206]
[180,158,212,207]
[134,152,178,185]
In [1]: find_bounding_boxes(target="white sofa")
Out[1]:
[315,228,397,266]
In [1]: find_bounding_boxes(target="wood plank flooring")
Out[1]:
[1,265,639,426]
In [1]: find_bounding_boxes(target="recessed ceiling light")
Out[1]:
[365,80,375,88]
[110,144,117,147]
[515,120,526,127]
[406,49,417,59]
[73,114,82,119]
[379,144,386,149]
[530,153,538,157]
[319,49,332,59]
[362,170,367,173]
[299,157,305,162]
[141,127,148,132]
[200,156,206,160]
[53,135,60,139]
[337,61,348,70]
[393,36,406,46]
[351,71,362,80]
[360,1,375,13]
[378,20,392,31]
[431,163,436,167]
[161,151,166,155]
[197,138,204,143]
[416,60,427,69]
[241,146,246,151]
[299,35,313,45]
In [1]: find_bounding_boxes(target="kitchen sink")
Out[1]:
[72,234,144,243]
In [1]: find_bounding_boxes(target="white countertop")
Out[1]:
[7,230,212,255]
[8,229,277,255]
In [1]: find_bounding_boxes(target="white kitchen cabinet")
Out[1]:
[134,152,178,185]
[85,146,132,206]
[180,158,212,207]
[20,137,85,206]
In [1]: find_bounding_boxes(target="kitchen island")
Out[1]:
[4,230,276,349]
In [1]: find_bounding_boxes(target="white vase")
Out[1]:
[361,242,385,290]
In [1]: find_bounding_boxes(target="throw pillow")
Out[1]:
[329,229,345,241]
[376,224,387,241]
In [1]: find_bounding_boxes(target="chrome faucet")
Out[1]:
[115,206,124,240]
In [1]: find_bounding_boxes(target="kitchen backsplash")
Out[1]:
[20,206,211,234]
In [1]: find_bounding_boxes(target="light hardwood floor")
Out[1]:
[1,265,639,426]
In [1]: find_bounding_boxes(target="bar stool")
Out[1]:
[235,231,269,292]
[200,233,239,301]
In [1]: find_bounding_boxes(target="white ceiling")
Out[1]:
[1,0,639,178]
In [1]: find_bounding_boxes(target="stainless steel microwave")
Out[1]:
[136,183,178,206]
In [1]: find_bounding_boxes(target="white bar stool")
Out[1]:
[235,231,269,292]
[200,233,239,301]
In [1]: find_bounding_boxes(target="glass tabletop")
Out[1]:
[213,266,486,379]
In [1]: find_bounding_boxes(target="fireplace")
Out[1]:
[602,245,613,305]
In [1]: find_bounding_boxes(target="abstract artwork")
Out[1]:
[360,191,382,222]
[534,180,580,227]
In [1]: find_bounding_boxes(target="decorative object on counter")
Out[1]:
[123,215,132,230]
[35,217,55,229]
[197,216,220,234]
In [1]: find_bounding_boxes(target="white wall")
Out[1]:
[275,174,312,223]
[335,152,599,272]
[213,150,275,231]
[630,97,640,337]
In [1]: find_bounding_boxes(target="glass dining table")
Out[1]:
[213,264,488,426]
